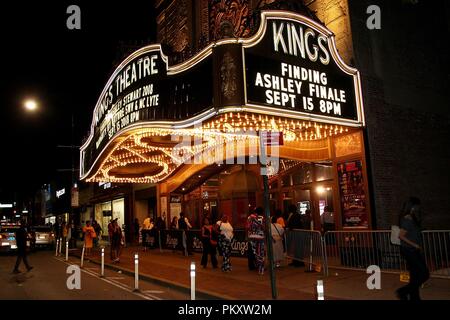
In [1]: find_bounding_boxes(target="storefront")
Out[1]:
[80,11,369,232]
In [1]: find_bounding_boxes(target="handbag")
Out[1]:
[390,225,401,245]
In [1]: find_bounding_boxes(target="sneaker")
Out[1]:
[12,269,21,274]
[27,267,34,272]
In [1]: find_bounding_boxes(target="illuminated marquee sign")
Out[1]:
[81,45,213,178]
[243,11,364,126]
[80,12,365,183]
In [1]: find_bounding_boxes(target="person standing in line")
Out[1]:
[133,218,140,244]
[396,197,429,300]
[286,204,305,267]
[271,216,285,268]
[217,215,233,272]
[12,220,33,274]
[142,215,152,251]
[111,218,124,262]
[275,209,286,228]
[247,207,266,275]
[200,217,218,268]
[178,212,193,255]
[170,216,179,229]
[107,219,114,259]
[93,220,102,247]
[82,221,96,256]
[246,211,257,271]
[321,206,335,233]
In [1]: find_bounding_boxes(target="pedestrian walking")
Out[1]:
[12,220,33,274]
[217,215,233,272]
[395,197,429,300]
[200,217,218,268]
[247,207,265,275]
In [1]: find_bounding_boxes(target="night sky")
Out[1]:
[0,1,156,201]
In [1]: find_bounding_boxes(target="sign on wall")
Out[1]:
[337,160,368,228]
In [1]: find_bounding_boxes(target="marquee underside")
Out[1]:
[84,112,357,184]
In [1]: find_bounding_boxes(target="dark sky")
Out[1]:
[0,1,156,202]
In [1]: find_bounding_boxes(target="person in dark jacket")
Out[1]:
[12,220,33,274]
[395,197,429,300]
[286,204,305,267]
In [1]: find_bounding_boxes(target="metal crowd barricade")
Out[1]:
[323,230,407,274]
[285,229,327,276]
[422,230,450,279]
[159,229,186,253]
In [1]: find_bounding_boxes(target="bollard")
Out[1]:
[65,241,69,261]
[59,238,63,255]
[317,280,324,300]
[55,239,59,257]
[190,262,196,300]
[100,247,105,278]
[80,245,85,268]
[133,253,139,292]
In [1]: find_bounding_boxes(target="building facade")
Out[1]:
[79,0,450,234]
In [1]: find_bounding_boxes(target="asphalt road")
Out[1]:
[0,250,188,300]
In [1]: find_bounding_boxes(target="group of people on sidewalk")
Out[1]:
[199,206,291,275]
[82,218,124,262]
[78,195,429,300]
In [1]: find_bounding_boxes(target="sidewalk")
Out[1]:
[71,244,450,300]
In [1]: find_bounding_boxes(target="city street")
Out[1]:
[0,250,188,300]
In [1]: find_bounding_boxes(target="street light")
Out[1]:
[24,99,38,112]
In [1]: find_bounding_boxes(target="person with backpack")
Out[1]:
[200,217,218,268]
[395,197,429,300]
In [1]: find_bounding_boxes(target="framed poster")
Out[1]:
[337,160,368,228]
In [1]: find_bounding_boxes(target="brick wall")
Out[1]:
[349,0,450,229]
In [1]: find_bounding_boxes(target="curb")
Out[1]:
[72,253,234,300]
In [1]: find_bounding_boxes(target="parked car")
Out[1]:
[0,225,18,253]
[0,223,36,253]
[31,225,55,249]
